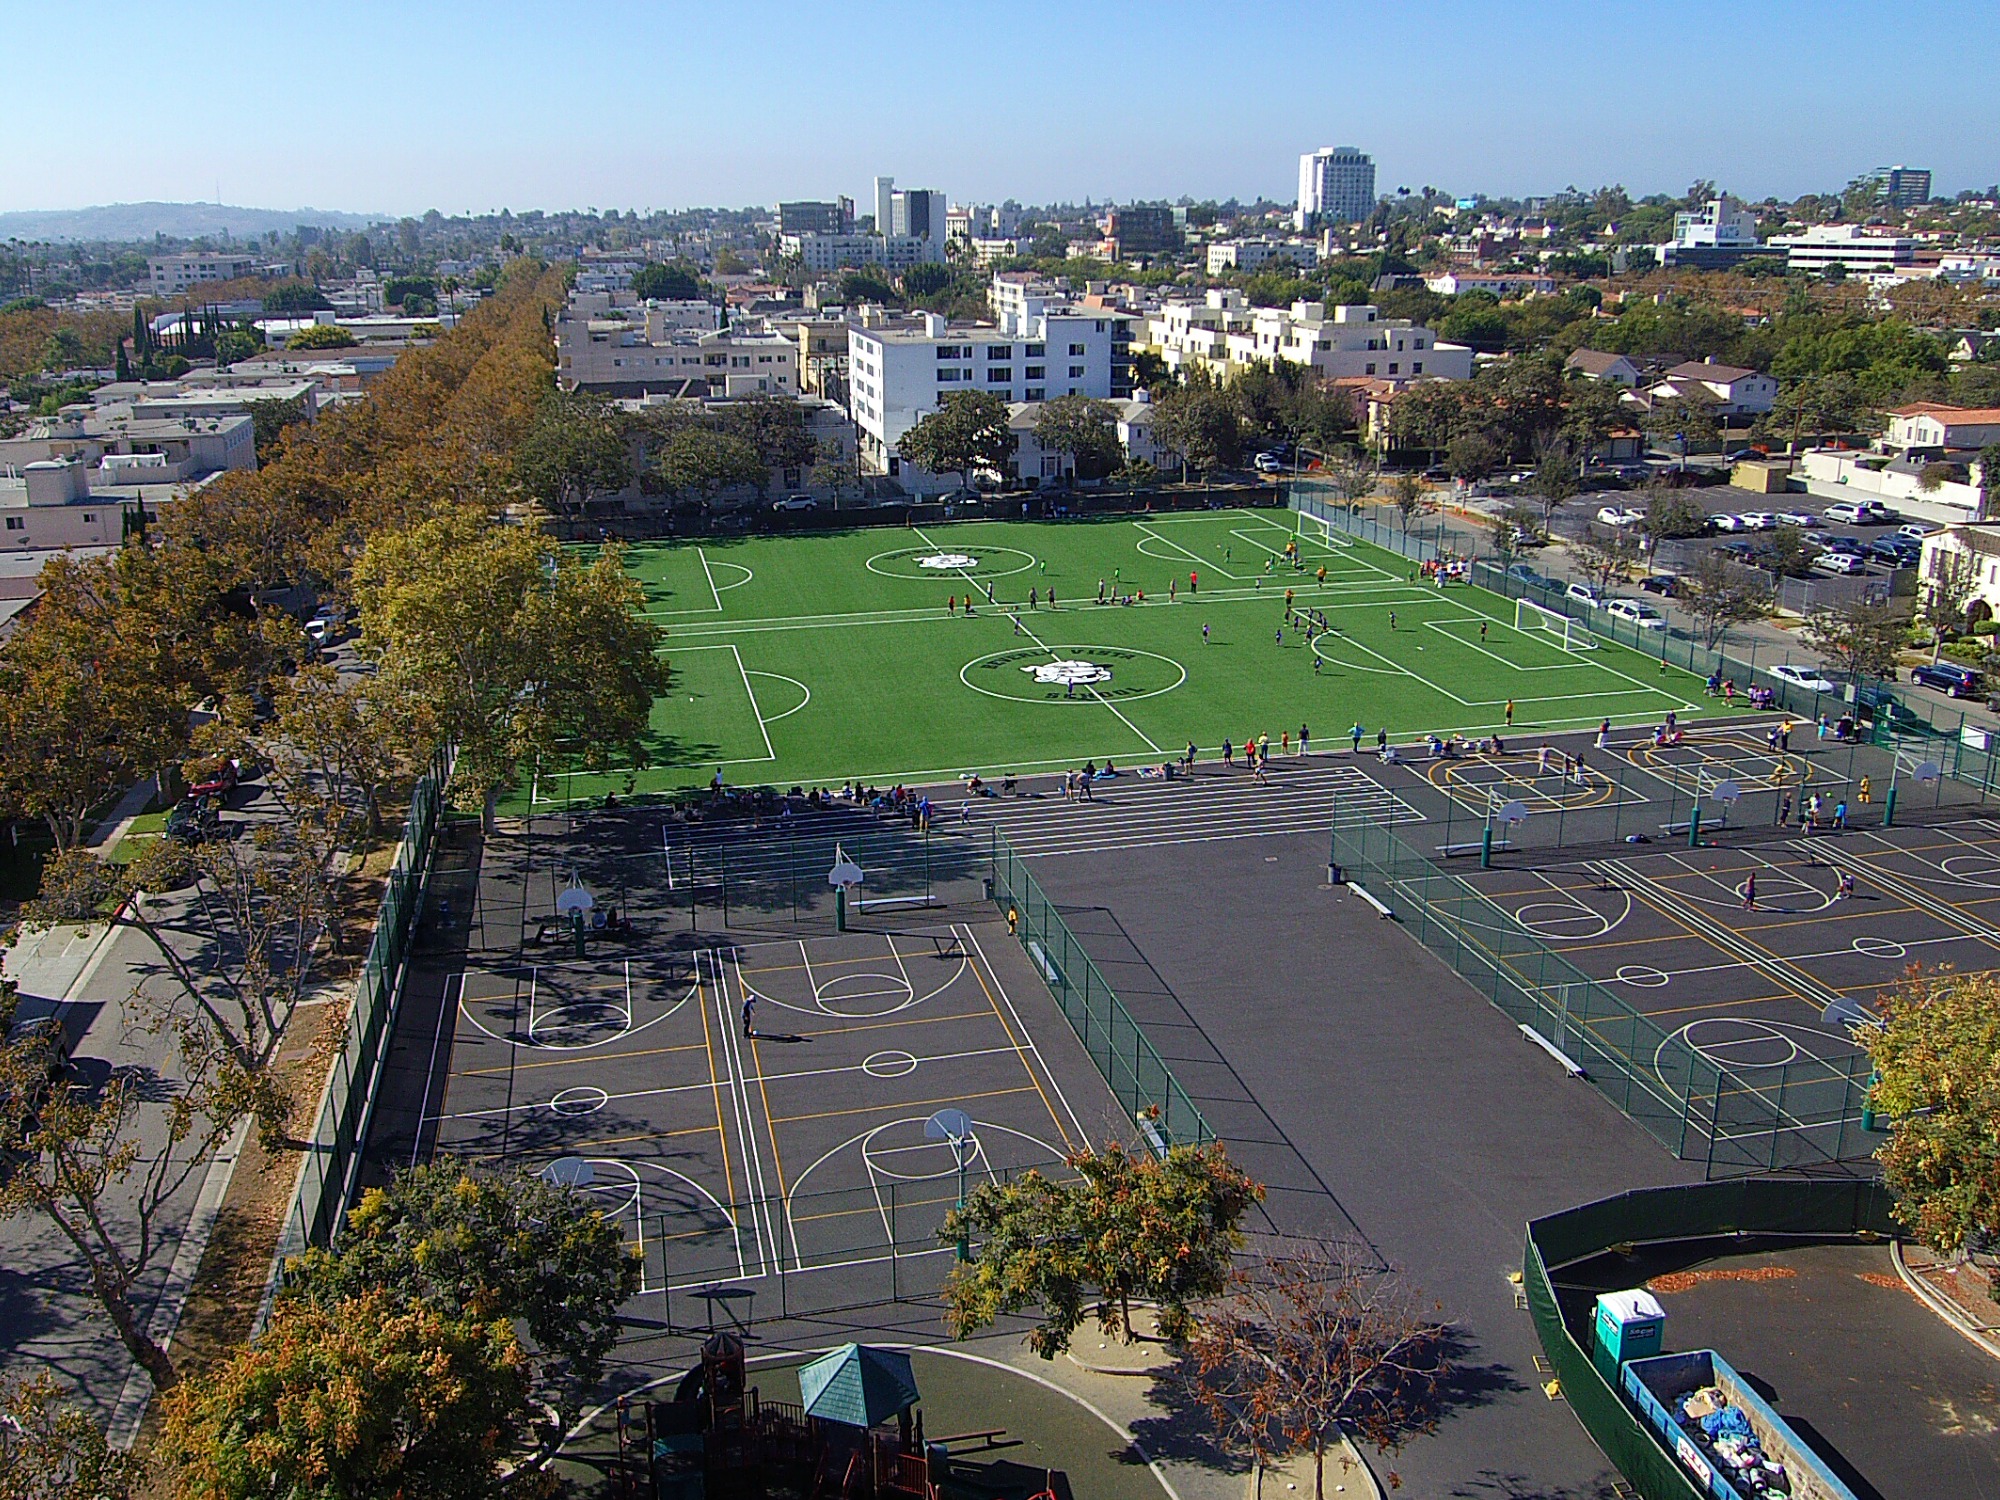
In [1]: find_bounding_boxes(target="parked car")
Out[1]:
[1867,538,1919,567]
[1825,499,1897,525]
[1811,551,1867,575]
[1565,582,1606,609]
[1596,505,1644,528]
[1774,511,1819,528]
[166,796,221,845]
[1638,573,1681,597]
[1421,465,1452,482]
[1614,463,1653,481]
[1710,513,1747,532]
[1718,541,1759,561]
[1603,599,1667,631]
[1898,523,1937,541]
[1823,535,1867,556]
[1505,563,1552,588]
[1913,662,1984,698]
[1770,663,1836,693]
[1253,452,1286,474]
[770,495,819,512]
[1738,511,1778,530]
[1724,448,1764,463]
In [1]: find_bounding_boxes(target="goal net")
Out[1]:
[1515,597,1598,651]
[1296,509,1345,551]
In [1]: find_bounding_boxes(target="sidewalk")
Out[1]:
[3,777,155,1006]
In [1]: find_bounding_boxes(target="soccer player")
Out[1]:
[1222,738,1233,767]
[1275,627,1283,646]
[948,595,956,614]
[1029,586,1038,608]
[1480,622,1489,643]
[1202,622,1210,644]
[1388,609,1397,631]
[1299,724,1310,755]
[1190,570,1198,594]
[1048,585,1057,608]
[1504,699,1515,727]
[1169,579,1177,602]
[1317,565,1327,585]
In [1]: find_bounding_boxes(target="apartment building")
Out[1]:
[777,231,941,273]
[1144,290,1470,384]
[847,275,1135,473]
[148,252,258,297]
[1205,239,1319,274]
[554,297,798,396]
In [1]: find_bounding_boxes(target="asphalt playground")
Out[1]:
[414,888,1120,1320]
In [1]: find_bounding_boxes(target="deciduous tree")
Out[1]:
[158,1292,543,1500]
[895,390,1012,489]
[1866,970,2000,1281]
[1031,394,1121,479]
[284,1163,640,1420]
[1187,1242,1451,1498]
[0,987,254,1393]
[513,390,631,520]
[354,509,670,829]
[1682,551,1775,649]
[1802,596,1906,683]
[0,1373,142,1500]
[941,1139,1263,1356]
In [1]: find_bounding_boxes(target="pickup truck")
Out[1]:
[1620,1348,1857,1500]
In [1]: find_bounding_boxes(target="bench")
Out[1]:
[1346,881,1394,919]
[1520,1024,1586,1078]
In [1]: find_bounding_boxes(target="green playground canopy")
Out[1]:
[796,1343,921,1429]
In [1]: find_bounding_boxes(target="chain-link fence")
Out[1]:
[261,746,455,1321]
[987,826,1214,1152]
[1331,812,1875,1177]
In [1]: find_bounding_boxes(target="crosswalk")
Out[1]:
[971,760,1424,859]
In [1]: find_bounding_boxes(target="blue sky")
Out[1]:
[8,0,1996,215]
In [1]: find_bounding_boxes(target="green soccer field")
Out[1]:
[522,507,1721,807]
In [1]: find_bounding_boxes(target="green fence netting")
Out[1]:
[987,826,1214,1151]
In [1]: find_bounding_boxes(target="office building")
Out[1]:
[778,199,855,235]
[148,253,258,297]
[1295,146,1375,230]
[1769,225,1916,279]
[1101,205,1181,258]
[1654,196,1781,270]
[1872,165,1932,210]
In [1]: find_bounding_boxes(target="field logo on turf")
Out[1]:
[1022,659,1112,686]
[919,552,978,570]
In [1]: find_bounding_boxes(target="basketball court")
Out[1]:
[419,922,1109,1320]
[1449,819,2000,1163]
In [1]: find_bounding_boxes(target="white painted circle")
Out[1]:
[1513,902,1613,940]
[528,1001,632,1050]
[960,644,1186,704]
[550,1085,609,1116]
[1852,936,1908,960]
[1615,964,1671,988]
[1939,853,2000,883]
[814,970,916,1016]
[1677,1017,1801,1069]
[860,1117,984,1182]
[862,1050,919,1079]
[865,544,1037,579]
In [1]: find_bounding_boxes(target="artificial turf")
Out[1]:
[522,507,1720,806]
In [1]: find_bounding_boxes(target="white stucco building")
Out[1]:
[1296,147,1375,230]
[847,275,1135,474]
[1144,291,1470,384]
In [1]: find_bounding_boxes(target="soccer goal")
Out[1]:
[1296,509,1346,551]
[1515,597,1598,651]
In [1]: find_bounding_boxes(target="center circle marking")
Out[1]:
[1852,936,1907,960]
[550,1085,609,1116]
[962,644,1186,704]
[1614,964,1670,988]
[866,544,1037,580]
[862,1050,920,1079]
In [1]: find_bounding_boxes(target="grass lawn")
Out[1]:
[520,508,1718,809]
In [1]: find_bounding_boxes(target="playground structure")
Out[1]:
[612,1336,1067,1500]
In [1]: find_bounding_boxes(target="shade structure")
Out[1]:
[796,1343,921,1429]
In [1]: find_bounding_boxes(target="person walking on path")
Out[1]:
[1299,723,1310,755]
[1222,738,1234,768]
[1350,722,1365,752]
[1742,872,1757,911]
[1775,792,1792,827]
[1007,905,1019,936]
[1596,717,1611,751]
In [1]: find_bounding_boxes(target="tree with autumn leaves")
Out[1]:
[941,1139,1264,1355]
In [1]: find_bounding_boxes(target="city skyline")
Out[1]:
[4,0,1997,218]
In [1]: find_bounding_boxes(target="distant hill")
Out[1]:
[0,202,389,243]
